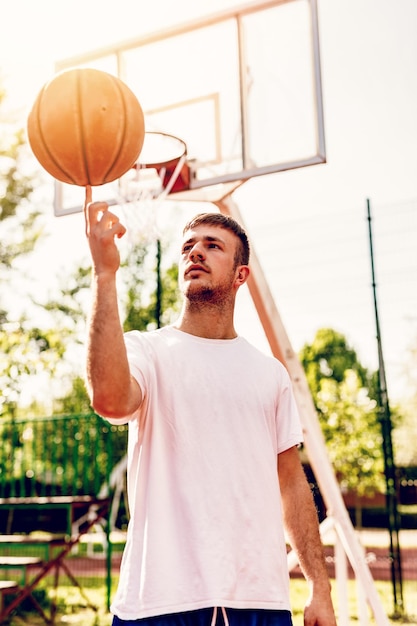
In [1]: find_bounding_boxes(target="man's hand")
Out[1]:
[304,588,337,625]
[84,185,126,275]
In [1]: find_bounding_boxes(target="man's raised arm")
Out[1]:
[84,187,141,419]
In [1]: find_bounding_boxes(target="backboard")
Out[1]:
[53,0,325,215]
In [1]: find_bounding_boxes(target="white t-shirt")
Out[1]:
[109,326,303,620]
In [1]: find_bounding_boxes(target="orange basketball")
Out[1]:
[27,68,145,187]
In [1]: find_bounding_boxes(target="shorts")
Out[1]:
[112,607,293,626]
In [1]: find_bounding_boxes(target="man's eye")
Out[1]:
[208,243,219,249]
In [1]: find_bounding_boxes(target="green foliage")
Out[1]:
[316,371,385,495]
[122,241,180,333]
[0,88,64,418]
[300,328,372,399]
[300,328,385,495]
[53,376,92,416]
[40,264,92,351]
[42,265,91,324]
[0,128,40,270]
[0,322,66,418]
[393,406,417,467]
[392,335,417,466]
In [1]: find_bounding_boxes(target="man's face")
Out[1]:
[178,224,241,304]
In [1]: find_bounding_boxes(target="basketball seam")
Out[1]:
[102,77,129,183]
[77,71,90,185]
[33,87,78,185]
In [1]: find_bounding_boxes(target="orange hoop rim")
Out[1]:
[136,131,187,170]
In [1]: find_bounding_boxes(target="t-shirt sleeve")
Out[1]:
[124,330,150,393]
[103,330,150,425]
[275,364,304,454]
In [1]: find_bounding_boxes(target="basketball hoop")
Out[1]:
[118,131,189,244]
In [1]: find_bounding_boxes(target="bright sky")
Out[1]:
[2,0,417,403]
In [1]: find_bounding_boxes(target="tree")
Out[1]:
[0,88,69,418]
[300,328,372,399]
[315,370,385,496]
[0,322,66,418]
[0,121,39,321]
[393,334,417,466]
[300,328,385,496]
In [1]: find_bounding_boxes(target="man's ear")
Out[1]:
[235,265,250,287]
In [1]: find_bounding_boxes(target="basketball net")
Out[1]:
[116,132,189,246]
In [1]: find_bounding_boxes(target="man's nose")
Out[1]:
[189,244,204,261]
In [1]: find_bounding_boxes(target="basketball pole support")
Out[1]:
[215,194,390,626]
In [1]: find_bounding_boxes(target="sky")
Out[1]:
[1,0,417,404]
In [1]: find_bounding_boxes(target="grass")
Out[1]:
[290,578,417,625]
[4,577,417,626]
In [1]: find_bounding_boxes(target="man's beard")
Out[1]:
[184,280,233,308]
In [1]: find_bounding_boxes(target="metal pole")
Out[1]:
[366,198,404,616]
[156,238,162,328]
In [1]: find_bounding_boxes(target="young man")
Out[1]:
[83,187,337,626]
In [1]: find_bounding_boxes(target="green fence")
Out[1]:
[0,414,128,614]
[0,413,127,499]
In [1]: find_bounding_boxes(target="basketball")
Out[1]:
[27,68,145,187]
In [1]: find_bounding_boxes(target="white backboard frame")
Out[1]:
[53,0,325,215]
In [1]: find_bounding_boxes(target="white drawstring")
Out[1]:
[221,607,230,626]
[210,607,230,626]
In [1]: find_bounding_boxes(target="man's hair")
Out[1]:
[183,213,250,266]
